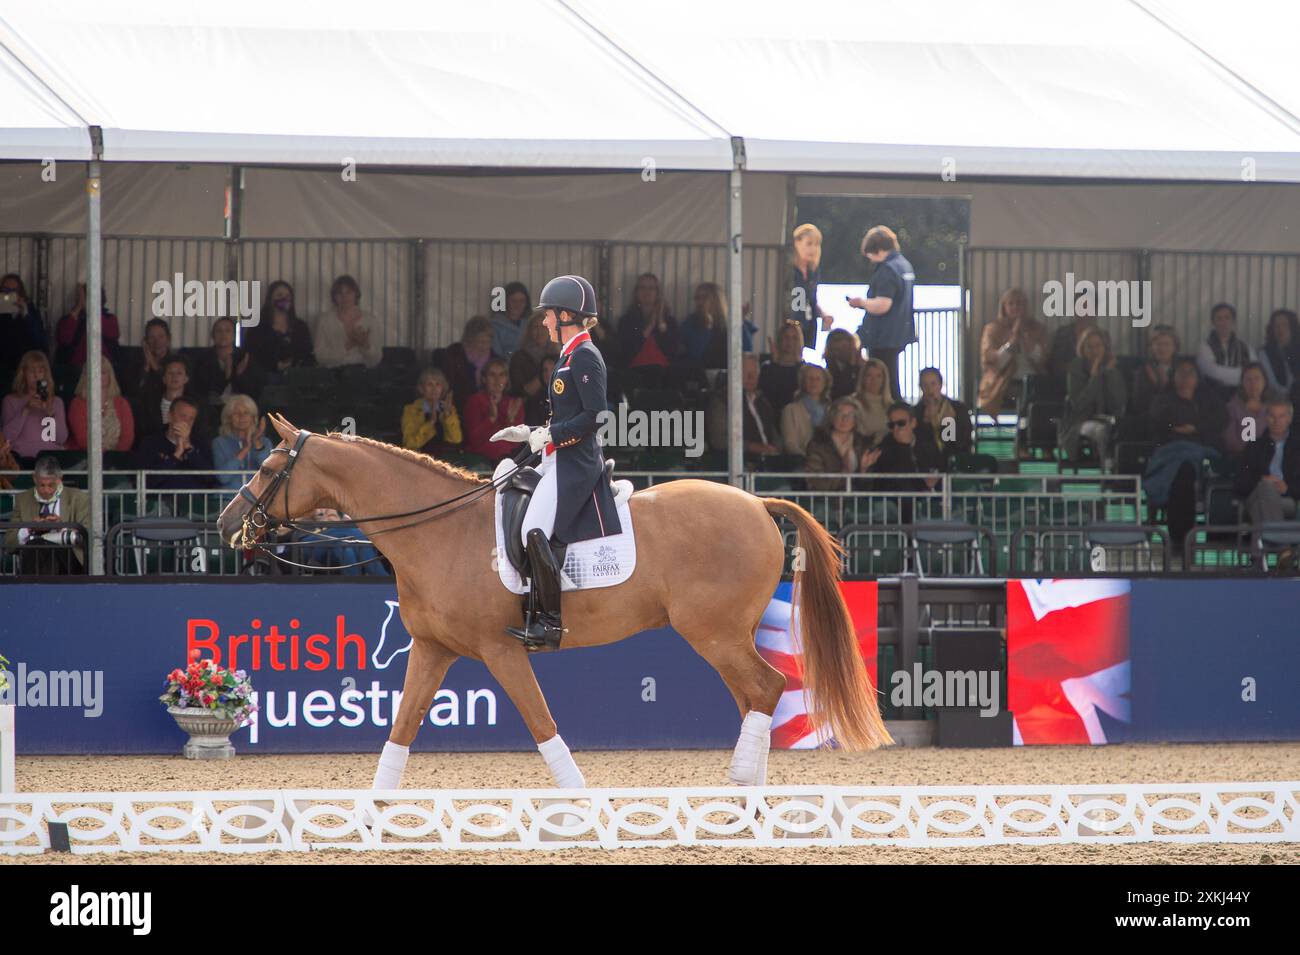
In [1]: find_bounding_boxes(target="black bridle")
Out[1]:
[234,430,537,571]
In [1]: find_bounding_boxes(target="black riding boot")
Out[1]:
[505,528,566,651]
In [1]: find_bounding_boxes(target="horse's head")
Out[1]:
[217,413,328,548]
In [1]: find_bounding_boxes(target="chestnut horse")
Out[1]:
[217,414,890,790]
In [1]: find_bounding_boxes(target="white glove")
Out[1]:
[490,424,531,444]
[529,427,552,453]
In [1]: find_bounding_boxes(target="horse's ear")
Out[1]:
[269,412,298,443]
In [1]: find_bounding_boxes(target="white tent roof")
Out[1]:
[573,0,1300,181]
[0,0,732,170]
[3,0,1300,181]
[0,21,91,160]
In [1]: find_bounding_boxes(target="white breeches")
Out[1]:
[521,450,557,546]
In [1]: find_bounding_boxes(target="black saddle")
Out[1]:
[500,459,615,578]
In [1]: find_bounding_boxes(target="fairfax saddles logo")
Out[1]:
[591,544,621,577]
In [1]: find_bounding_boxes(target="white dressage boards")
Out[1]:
[1,782,1297,854]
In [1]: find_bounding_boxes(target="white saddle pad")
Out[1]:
[492,459,637,595]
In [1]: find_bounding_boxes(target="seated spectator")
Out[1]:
[1145,359,1227,550]
[401,367,463,457]
[760,321,805,415]
[1149,359,1227,448]
[119,317,175,400]
[1048,301,1098,380]
[1130,324,1179,415]
[849,357,892,446]
[1223,362,1273,456]
[312,274,381,368]
[914,367,973,467]
[679,282,729,369]
[616,273,679,368]
[1058,328,1127,466]
[1196,302,1255,399]
[462,357,525,463]
[2,350,67,459]
[293,508,387,576]
[490,281,531,359]
[245,281,314,376]
[54,283,120,370]
[192,317,265,429]
[508,313,557,399]
[0,433,19,489]
[1259,308,1299,395]
[868,401,945,493]
[741,353,779,459]
[67,361,134,452]
[136,355,204,444]
[211,394,273,491]
[0,284,35,393]
[978,287,1049,414]
[435,315,496,418]
[804,397,877,491]
[1,272,45,359]
[1234,397,1300,526]
[3,455,89,574]
[780,363,830,455]
[705,354,779,459]
[823,328,863,400]
[136,396,212,488]
[525,355,558,427]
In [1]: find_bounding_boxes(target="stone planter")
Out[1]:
[167,706,240,760]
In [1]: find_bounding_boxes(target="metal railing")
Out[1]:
[0,521,88,575]
[103,519,393,577]
[746,472,1142,538]
[1008,523,1172,575]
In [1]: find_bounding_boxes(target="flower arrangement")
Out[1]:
[159,656,257,726]
[0,652,9,694]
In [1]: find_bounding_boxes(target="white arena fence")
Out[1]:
[1,783,1296,854]
[0,706,13,795]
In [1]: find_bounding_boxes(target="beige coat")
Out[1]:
[4,484,90,566]
[978,316,1049,414]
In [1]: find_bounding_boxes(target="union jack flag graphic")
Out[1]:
[755,581,878,749]
[1007,579,1131,745]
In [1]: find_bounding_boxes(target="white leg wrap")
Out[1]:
[537,734,586,789]
[727,711,773,786]
[371,740,410,790]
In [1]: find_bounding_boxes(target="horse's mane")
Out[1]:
[322,432,489,485]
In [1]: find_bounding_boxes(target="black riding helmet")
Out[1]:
[535,275,598,326]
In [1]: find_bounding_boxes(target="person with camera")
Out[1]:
[2,350,67,460]
[0,274,43,385]
[3,455,89,574]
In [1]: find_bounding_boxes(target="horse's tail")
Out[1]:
[763,498,892,751]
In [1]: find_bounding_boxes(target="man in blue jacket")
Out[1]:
[848,225,915,401]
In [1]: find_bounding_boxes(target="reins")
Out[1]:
[236,431,537,571]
